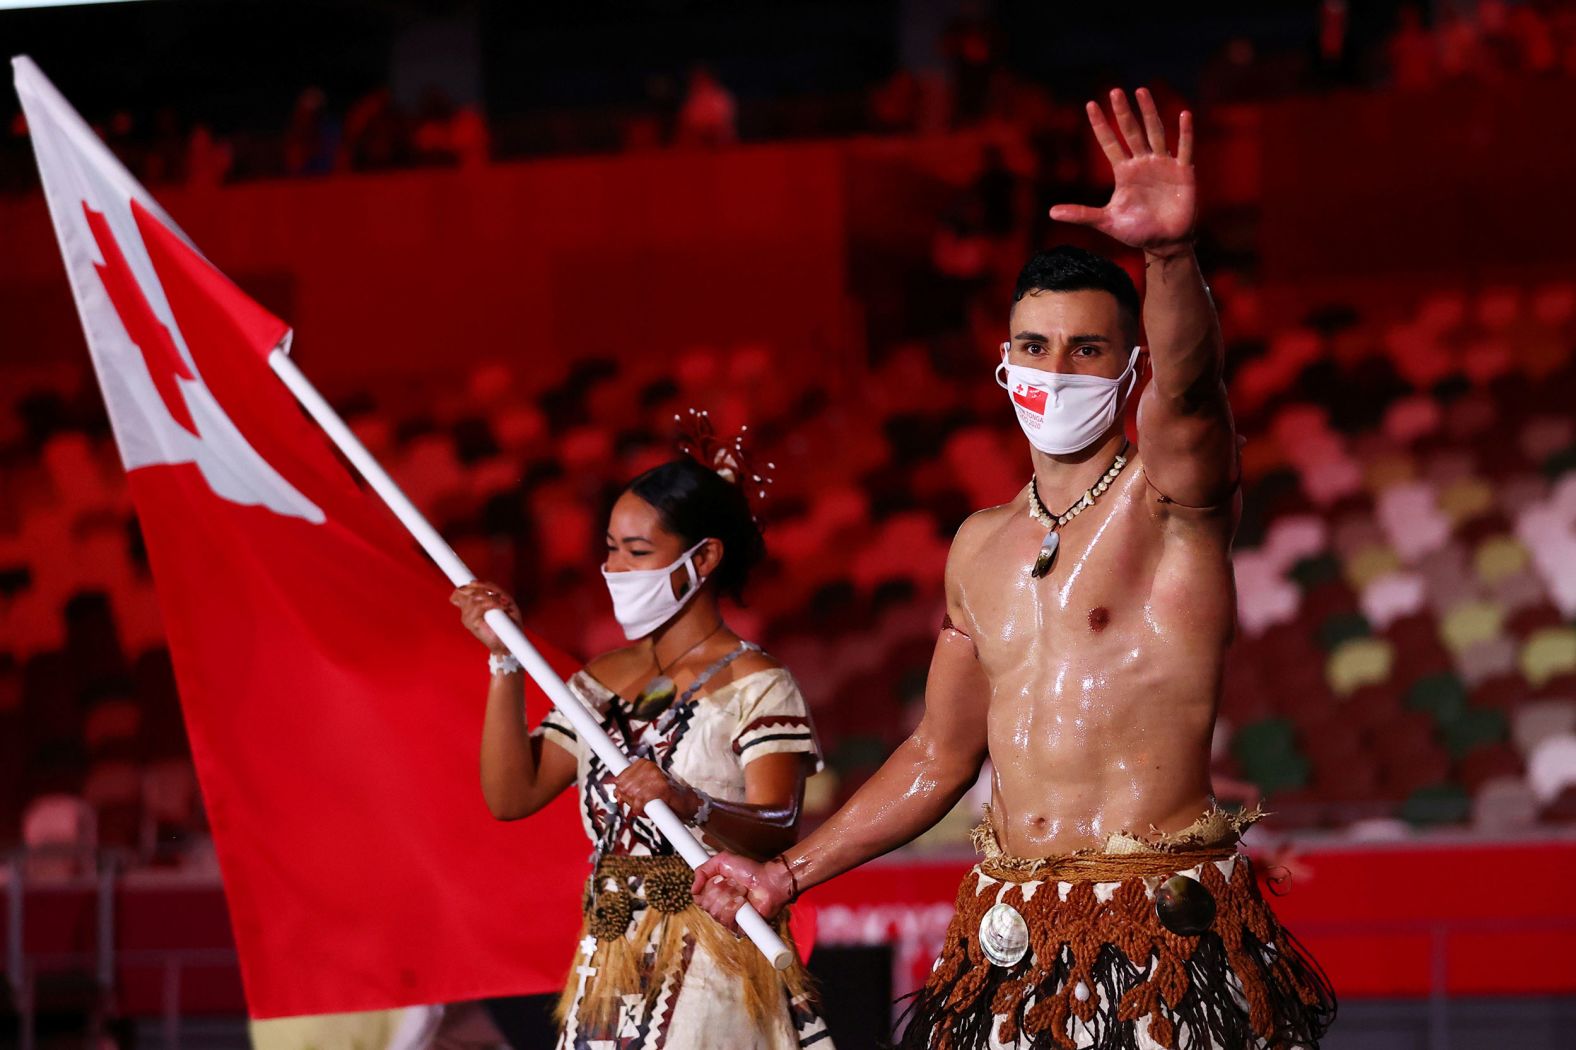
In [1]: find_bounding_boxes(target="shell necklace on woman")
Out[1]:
[631,620,727,720]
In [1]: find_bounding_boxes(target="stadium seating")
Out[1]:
[2,269,1571,853]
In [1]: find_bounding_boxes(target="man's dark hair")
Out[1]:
[625,458,765,603]
[1012,246,1140,329]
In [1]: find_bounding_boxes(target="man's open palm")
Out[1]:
[1050,87,1196,251]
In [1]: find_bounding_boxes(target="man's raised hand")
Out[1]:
[1049,87,1196,252]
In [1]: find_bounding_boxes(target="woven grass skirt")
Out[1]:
[896,816,1335,1050]
[556,853,831,1049]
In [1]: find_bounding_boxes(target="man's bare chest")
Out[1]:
[959,509,1157,657]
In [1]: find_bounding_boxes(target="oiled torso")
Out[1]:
[952,454,1237,856]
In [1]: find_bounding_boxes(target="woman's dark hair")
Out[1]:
[625,458,766,603]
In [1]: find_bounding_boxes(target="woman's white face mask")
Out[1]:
[601,539,711,640]
[995,343,1141,455]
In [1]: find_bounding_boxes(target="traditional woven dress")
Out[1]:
[897,807,1335,1050]
[535,647,834,1050]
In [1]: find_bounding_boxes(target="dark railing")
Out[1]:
[5,847,119,1050]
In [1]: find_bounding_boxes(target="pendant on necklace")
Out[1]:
[632,675,677,720]
[1031,530,1060,579]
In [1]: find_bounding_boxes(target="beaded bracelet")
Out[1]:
[690,787,714,827]
[488,652,523,677]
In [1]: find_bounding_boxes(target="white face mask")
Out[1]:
[995,344,1141,455]
[601,539,711,640]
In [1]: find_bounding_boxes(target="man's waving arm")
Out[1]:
[692,525,992,929]
[1051,88,1237,508]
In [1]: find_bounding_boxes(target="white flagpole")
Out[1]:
[267,348,793,970]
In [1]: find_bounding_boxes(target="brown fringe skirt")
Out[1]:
[897,816,1335,1050]
[558,853,818,1036]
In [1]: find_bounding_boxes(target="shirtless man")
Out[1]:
[694,89,1334,1049]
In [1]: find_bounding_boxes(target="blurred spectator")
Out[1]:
[1558,4,1576,76]
[1313,0,1355,84]
[971,143,1019,239]
[100,109,140,175]
[674,66,737,148]
[185,123,233,188]
[931,200,990,284]
[1389,5,1438,89]
[22,793,96,879]
[869,70,922,133]
[1479,0,1519,75]
[413,87,459,165]
[1438,6,1487,80]
[143,106,186,185]
[413,87,491,169]
[449,106,491,169]
[1201,37,1288,104]
[284,87,340,176]
[344,87,410,171]
[1506,1,1558,74]
[622,73,679,151]
[941,2,995,125]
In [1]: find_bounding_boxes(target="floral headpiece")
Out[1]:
[675,407,775,507]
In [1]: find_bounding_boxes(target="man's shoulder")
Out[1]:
[946,498,1022,577]
[954,498,1020,547]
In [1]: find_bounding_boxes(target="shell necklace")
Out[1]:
[632,620,726,720]
[1026,439,1130,579]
